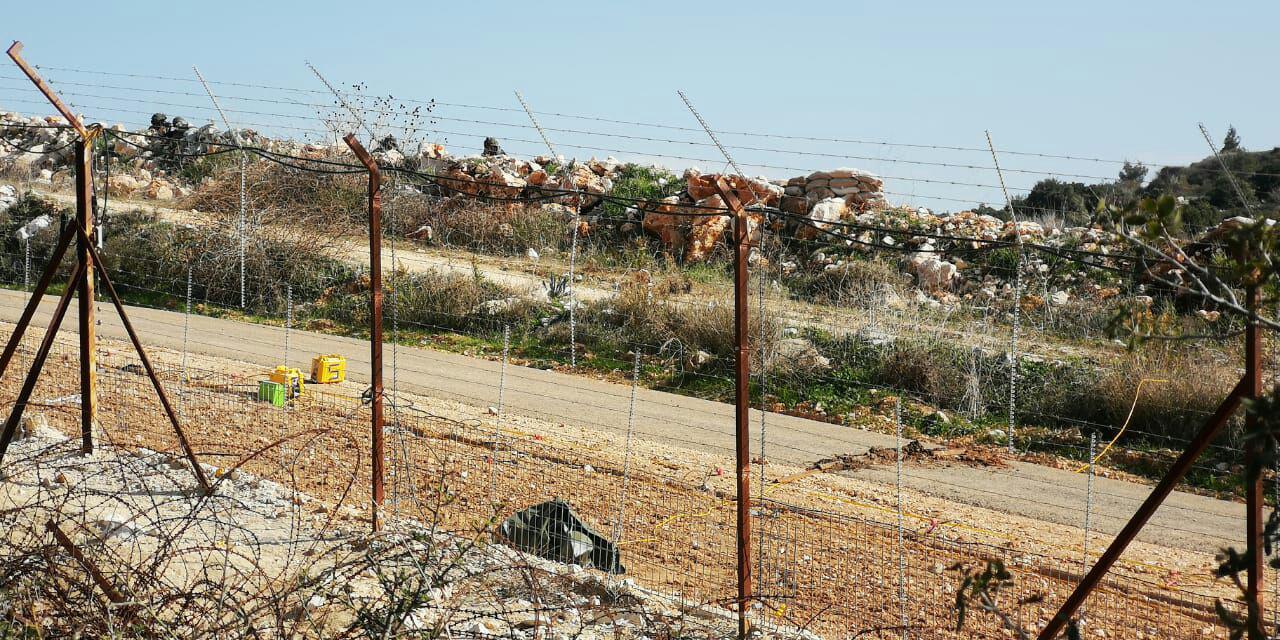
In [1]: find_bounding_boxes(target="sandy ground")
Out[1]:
[0,321,1255,638]
[0,289,1247,559]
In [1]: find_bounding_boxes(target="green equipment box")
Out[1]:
[258,380,287,407]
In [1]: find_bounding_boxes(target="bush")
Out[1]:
[184,160,366,235]
[876,339,969,409]
[393,195,571,256]
[0,193,62,285]
[314,268,537,334]
[599,164,680,222]
[584,282,779,364]
[99,209,353,315]
[791,258,909,308]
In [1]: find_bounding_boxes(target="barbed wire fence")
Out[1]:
[0,63,1272,639]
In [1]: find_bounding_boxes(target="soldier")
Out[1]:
[146,113,171,156]
[482,136,505,157]
[147,112,170,137]
[160,117,192,169]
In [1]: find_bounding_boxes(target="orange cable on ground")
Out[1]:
[1074,378,1168,473]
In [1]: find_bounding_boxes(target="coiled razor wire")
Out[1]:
[513,90,580,370]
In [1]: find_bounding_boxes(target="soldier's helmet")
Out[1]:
[171,117,189,130]
[150,113,168,127]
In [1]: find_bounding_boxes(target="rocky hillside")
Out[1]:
[0,109,1244,307]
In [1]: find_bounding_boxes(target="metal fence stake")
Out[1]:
[343,133,385,532]
[712,176,754,639]
[895,397,908,639]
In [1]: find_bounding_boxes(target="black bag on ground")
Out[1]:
[498,498,625,574]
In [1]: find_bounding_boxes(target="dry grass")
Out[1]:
[386,192,570,257]
[790,257,910,309]
[1082,343,1239,443]
[592,281,781,362]
[184,159,366,237]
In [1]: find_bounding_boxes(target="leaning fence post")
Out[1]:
[612,348,642,548]
[343,133,385,533]
[513,90,580,369]
[1006,251,1023,454]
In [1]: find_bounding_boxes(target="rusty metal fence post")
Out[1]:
[343,134,385,532]
[714,176,753,638]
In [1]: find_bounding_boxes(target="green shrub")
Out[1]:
[599,164,681,222]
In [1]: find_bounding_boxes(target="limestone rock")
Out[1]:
[481,168,526,199]
[107,174,140,198]
[774,338,831,373]
[796,197,848,240]
[641,196,687,254]
[915,258,957,291]
[143,180,174,201]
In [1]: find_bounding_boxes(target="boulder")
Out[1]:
[915,258,957,291]
[686,196,731,262]
[14,413,59,441]
[439,165,480,196]
[780,194,808,215]
[481,168,526,199]
[641,198,688,256]
[143,180,174,201]
[796,197,848,240]
[526,169,549,186]
[474,297,521,316]
[774,338,831,373]
[685,169,781,206]
[107,174,140,198]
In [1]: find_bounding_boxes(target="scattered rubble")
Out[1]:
[0,410,821,640]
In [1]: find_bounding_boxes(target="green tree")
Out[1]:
[1222,125,1242,152]
[1012,178,1102,226]
[1118,161,1148,185]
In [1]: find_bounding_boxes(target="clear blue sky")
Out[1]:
[2,1,1276,210]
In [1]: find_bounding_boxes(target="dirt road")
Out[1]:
[0,288,1244,556]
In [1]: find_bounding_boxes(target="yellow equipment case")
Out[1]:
[310,355,347,384]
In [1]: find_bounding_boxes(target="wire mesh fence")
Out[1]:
[0,73,1270,637]
[0,328,1251,638]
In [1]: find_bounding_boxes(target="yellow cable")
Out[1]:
[1074,378,1168,473]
